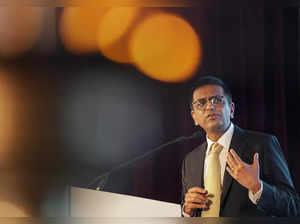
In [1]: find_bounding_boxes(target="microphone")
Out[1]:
[184,130,202,140]
[86,130,202,190]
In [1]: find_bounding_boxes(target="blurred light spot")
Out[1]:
[97,7,141,63]
[129,12,202,83]
[0,71,16,164]
[0,172,32,217]
[0,201,28,217]
[0,7,43,58]
[60,6,109,54]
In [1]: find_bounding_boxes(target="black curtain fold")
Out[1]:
[130,3,300,204]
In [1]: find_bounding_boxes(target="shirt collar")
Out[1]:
[206,122,234,154]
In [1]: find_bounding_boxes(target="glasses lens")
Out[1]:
[211,96,224,105]
[192,96,224,110]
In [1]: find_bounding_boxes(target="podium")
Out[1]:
[41,186,181,217]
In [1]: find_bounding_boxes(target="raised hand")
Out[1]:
[226,149,261,193]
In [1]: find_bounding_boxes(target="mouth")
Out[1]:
[206,113,221,120]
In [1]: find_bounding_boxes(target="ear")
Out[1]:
[230,102,235,119]
[191,110,198,125]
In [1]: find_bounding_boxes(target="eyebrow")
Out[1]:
[193,95,223,101]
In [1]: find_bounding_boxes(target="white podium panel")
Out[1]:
[70,187,181,217]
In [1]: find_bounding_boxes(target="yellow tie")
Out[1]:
[201,142,223,217]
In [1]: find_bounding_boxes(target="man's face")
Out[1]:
[191,85,234,135]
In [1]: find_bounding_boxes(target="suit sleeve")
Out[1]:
[181,156,202,217]
[181,158,188,216]
[257,135,300,216]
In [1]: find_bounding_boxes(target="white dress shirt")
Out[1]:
[204,122,234,187]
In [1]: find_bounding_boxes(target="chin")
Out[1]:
[207,123,225,133]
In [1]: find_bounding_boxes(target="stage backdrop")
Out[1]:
[0,0,298,216]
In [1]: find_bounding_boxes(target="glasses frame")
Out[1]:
[191,95,226,111]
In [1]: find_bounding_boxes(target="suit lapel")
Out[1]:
[198,142,207,188]
[221,126,247,207]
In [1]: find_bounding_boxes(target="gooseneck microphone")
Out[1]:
[86,130,201,190]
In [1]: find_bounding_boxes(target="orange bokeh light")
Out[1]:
[0,71,16,163]
[0,201,29,217]
[129,13,202,83]
[97,7,143,63]
[60,6,109,54]
[0,7,43,58]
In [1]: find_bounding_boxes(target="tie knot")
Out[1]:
[211,143,223,154]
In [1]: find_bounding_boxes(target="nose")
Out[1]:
[205,99,215,110]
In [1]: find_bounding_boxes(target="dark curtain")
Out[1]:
[1,1,299,215]
[129,1,300,204]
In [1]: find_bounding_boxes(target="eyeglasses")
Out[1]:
[192,95,225,111]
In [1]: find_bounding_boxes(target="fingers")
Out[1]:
[226,166,235,178]
[187,186,208,194]
[184,187,209,213]
[185,192,208,203]
[226,149,243,179]
[185,187,208,204]
[227,150,259,170]
[184,201,208,211]
[226,151,238,169]
[226,150,261,192]
[229,149,242,164]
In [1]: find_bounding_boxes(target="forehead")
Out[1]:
[193,85,224,100]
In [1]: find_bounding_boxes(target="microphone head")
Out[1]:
[190,130,201,139]
[176,131,202,142]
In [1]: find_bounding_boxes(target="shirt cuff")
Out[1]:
[182,205,192,217]
[248,181,263,205]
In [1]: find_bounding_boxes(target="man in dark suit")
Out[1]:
[182,76,300,217]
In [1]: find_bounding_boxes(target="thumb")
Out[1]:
[253,153,259,169]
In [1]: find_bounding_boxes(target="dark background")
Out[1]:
[0,0,299,215]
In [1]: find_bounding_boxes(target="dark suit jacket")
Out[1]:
[181,126,300,217]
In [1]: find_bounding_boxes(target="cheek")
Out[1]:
[192,113,198,124]
[193,113,204,124]
[222,107,231,119]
